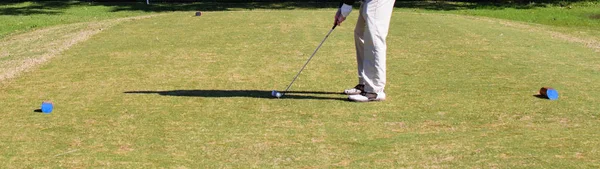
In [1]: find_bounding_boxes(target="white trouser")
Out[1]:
[354,0,394,93]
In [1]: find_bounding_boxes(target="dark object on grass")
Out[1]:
[539,87,559,100]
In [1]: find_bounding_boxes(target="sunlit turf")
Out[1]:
[1,9,599,167]
[0,1,149,38]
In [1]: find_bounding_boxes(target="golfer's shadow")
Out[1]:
[124,90,347,100]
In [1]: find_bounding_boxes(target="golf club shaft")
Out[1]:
[283,25,337,93]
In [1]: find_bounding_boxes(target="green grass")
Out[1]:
[0,1,150,38]
[397,1,600,42]
[395,1,600,28]
[2,10,600,167]
[2,1,599,39]
[1,1,600,168]
[456,3,600,29]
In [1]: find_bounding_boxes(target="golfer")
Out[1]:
[335,0,395,102]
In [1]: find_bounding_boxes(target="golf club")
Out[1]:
[272,24,337,98]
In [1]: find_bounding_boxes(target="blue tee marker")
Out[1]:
[41,102,53,114]
[540,87,559,100]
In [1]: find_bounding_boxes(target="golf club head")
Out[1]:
[271,90,283,98]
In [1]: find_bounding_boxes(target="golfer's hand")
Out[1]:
[335,3,352,26]
[334,10,346,26]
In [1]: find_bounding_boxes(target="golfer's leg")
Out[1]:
[354,3,366,85]
[361,0,394,93]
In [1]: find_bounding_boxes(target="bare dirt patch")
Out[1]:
[477,16,600,53]
[403,12,600,53]
[0,15,157,83]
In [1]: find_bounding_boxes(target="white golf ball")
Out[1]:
[271,90,282,98]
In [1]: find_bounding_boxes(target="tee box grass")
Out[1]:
[1,1,599,168]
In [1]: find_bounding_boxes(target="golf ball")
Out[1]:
[271,90,282,98]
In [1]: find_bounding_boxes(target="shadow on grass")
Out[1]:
[0,1,340,15]
[0,1,74,15]
[1,0,588,15]
[104,1,340,13]
[124,90,347,101]
[533,94,550,99]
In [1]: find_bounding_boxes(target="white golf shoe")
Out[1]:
[348,92,386,102]
[344,84,364,95]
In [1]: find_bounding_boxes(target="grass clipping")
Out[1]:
[0,15,156,83]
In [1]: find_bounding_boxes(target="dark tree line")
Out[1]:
[1,0,597,16]
[2,0,597,4]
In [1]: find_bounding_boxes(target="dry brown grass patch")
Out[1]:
[0,15,157,83]
[461,14,600,52]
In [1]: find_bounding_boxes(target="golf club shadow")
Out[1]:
[124,90,347,101]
